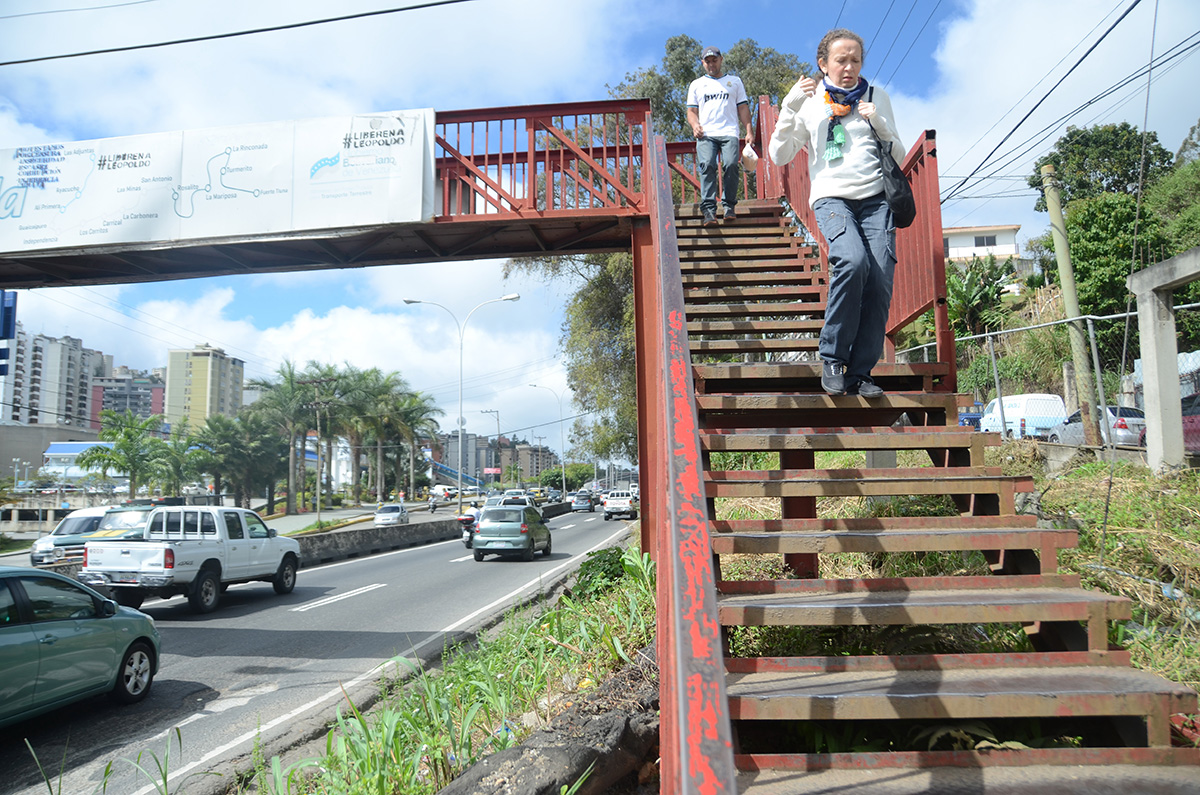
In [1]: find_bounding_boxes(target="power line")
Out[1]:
[871,0,919,81]
[0,0,160,20]
[0,0,476,68]
[940,0,1144,204]
[880,0,942,87]
[865,0,898,57]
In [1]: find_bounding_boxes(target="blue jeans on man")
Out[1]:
[696,135,741,215]
[813,193,896,393]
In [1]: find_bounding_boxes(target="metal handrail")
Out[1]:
[434,100,652,219]
[640,132,737,794]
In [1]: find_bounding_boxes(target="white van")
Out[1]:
[978,393,1067,440]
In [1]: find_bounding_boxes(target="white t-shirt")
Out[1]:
[686,73,749,139]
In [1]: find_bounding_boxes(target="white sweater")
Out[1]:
[768,79,906,207]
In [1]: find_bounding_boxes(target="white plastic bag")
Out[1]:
[742,141,759,167]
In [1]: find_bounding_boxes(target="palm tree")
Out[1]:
[247,361,309,514]
[155,418,199,497]
[395,391,443,500]
[75,409,167,499]
[194,413,241,499]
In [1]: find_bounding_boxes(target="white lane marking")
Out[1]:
[290,583,386,612]
[559,523,576,529]
[450,554,474,562]
[133,524,631,795]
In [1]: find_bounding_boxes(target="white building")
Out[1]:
[0,322,109,429]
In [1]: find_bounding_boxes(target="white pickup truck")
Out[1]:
[80,506,301,614]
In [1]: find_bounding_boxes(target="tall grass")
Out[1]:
[252,544,657,794]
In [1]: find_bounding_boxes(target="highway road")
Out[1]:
[0,508,633,795]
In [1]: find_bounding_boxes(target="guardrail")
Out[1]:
[435,100,652,219]
[637,131,737,793]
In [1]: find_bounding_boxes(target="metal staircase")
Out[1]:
[666,197,1200,793]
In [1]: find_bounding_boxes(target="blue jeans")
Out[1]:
[696,135,740,214]
[813,193,896,388]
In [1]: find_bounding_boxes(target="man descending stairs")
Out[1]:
[671,198,1200,794]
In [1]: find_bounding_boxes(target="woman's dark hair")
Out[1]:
[816,28,865,71]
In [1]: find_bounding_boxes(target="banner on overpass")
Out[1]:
[0,109,435,255]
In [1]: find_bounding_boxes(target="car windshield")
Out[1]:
[53,515,102,536]
[97,509,152,531]
[377,505,400,514]
[1112,407,1145,418]
[482,508,523,523]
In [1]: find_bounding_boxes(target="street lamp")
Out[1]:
[529,384,567,499]
[404,293,520,515]
[11,457,19,489]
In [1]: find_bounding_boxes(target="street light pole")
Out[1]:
[11,457,19,489]
[404,294,520,516]
[529,384,567,499]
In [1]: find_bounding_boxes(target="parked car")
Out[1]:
[472,505,552,561]
[978,393,1067,440]
[0,566,161,729]
[571,492,595,512]
[373,503,410,527]
[603,490,640,521]
[29,505,111,566]
[1048,406,1146,447]
[1138,392,1200,452]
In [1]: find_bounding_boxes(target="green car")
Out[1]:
[0,566,161,729]
[472,506,552,562]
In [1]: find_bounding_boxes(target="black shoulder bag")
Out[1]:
[866,86,916,228]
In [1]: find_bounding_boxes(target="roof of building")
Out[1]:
[44,441,113,455]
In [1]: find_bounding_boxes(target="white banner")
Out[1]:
[0,109,435,255]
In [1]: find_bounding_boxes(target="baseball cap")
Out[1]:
[702,46,722,59]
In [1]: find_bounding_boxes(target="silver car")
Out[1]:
[1047,406,1146,446]
[373,504,410,527]
[472,506,552,562]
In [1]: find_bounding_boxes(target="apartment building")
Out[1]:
[0,322,108,429]
[164,344,245,429]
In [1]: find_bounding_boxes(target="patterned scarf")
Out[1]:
[822,77,869,161]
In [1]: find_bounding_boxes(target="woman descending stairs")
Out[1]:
[671,198,1200,794]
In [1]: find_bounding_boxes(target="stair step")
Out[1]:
[690,338,820,353]
[699,427,993,452]
[726,649,1131,674]
[680,247,805,261]
[682,271,820,287]
[684,301,828,319]
[677,223,793,237]
[695,393,965,430]
[736,753,1200,794]
[683,285,824,303]
[718,580,1128,651]
[689,320,825,335]
[676,200,784,219]
[678,238,803,252]
[725,665,1194,731]
[704,466,1033,502]
[679,256,820,274]
[693,361,953,394]
[711,525,1075,557]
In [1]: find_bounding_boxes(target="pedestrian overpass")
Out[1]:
[1,99,1196,793]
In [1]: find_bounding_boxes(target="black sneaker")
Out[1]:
[821,361,846,395]
[702,209,718,226]
[723,206,736,221]
[856,381,884,398]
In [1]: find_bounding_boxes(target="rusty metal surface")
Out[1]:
[641,135,736,795]
[710,526,1076,557]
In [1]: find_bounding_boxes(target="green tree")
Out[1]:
[247,360,309,514]
[945,255,1016,338]
[76,410,167,498]
[1027,122,1174,211]
[1146,157,1200,253]
[154,418,200,497]
[1176,116,1200,164]
[394,391,443,501]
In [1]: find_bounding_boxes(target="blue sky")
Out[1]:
[1,0,1197,456]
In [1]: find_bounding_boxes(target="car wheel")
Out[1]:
[114,590,145,610]
[631,511,638,520]
[542,534,552,557]
[604,513,611,521]
[188,568,221,613]
[273,554,298,595]
[474,548,484,561]
[522,542,535,562]
[1049,434,1060,443]
[111,641,155,704]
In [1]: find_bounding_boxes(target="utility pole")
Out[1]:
[1041,165,1102,445]
[481,409,500,486]
[298,377,338,526]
